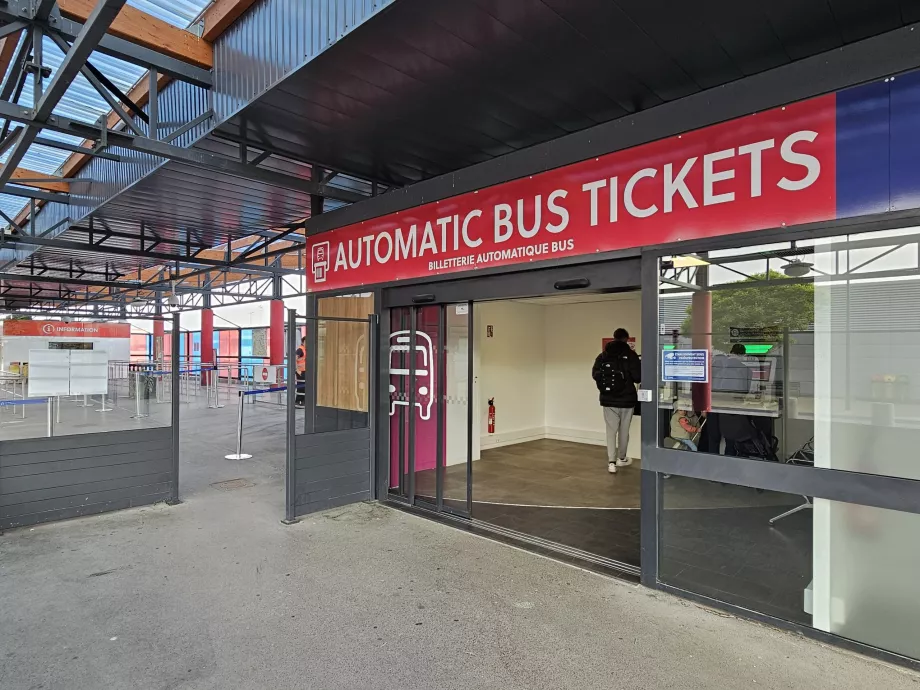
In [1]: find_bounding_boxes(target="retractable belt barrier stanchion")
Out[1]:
[208,366,224,409]
[96,390,113,413]
[132,371,150,419]
[226,390,254,460]
[224,384,294,461]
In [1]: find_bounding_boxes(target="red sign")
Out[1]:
[602,337,636,351]
[1,321,131,338]
[307,95,836,292]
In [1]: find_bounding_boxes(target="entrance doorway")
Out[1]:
[471,292,642,568]
[384,258,644,573]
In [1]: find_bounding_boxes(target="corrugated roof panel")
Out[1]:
[127,0,211,28]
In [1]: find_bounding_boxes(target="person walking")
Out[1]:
[295,336,306,407]
[592,328,641,474]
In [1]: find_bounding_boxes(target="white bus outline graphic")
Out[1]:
[388,330,434,420]
[312,241,330,283]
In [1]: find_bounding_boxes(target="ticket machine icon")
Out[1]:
[311,241,330,284]
[388,330,435,420]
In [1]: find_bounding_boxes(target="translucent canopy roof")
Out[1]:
[0,0,211,223]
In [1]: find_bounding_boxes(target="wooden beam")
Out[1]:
[0,31,21,85]
[57,0,213,68]
[10,168,69,192]
[202,0,260,42]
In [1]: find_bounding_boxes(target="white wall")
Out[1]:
[474,301,546,450]
[544,293,642,459]
[473,293,642,459]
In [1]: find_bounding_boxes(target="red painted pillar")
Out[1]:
[201,308,214,384]
[270,299,284,366]
[153,319,165,362]
[691,289,712,413]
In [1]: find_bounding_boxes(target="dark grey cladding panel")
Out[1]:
[293,427,371,517]
[297,491,372,516]
[0,428,169,456]
[0,428,175,530]
[295,427,370,454]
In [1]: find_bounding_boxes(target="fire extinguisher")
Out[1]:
[488,398,496,434]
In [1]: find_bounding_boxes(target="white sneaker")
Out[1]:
[607,462,617,474]
[616,458,633,467]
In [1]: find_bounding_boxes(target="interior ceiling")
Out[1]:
[217,0,920,188]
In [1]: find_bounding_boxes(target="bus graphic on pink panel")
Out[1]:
[388,330,435,420]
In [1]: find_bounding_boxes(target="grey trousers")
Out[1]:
[603,406,634,463]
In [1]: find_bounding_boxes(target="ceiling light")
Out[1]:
[671,255,710,268]
[783,260,813,278]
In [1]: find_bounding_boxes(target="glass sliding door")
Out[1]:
[388,302,472,517]
[411,305,441,507]
[442,303,472,515]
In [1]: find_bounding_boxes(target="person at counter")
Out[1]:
[703,344,753,456]
[593,328,641,474]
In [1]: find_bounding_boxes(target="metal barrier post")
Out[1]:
[225,391,253,460]
[132,371,150,419]
[208,367,224,409]
[47,397,53,437]
[96,392,112,412]
[284,310,298,523]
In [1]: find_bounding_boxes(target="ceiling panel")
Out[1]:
[217,0,909,188]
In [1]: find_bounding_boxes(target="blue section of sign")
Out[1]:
[836,79,890,219]
[835,71,920,220]
[661,350,709,383]
[889,70,920,213]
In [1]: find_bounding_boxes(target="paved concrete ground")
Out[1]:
[2,487,918,689]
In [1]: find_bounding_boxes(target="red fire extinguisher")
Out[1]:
[488,398,496,434]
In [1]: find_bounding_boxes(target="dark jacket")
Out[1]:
[592,340,641,408]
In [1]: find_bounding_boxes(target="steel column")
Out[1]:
[269,299,284,366]
[284,308,297,523]
[169,311,181,504]
[640,250,661,587]
[200,306,214,383]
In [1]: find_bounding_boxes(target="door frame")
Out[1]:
[384,302,474,519]
[376,256,645,567]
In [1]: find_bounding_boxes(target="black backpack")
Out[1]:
[598,356,629,397]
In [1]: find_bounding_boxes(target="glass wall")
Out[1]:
[655,225,920,661]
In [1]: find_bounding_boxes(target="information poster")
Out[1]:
[662,350,709,383]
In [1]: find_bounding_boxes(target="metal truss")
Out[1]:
[1,218,307,313]
[660,233,920,292]
[0,95,368,203]
[0,1,376,315]
[0,0,212,86]
[0,0,128,191]
[3,272,305,317]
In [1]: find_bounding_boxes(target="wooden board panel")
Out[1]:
[58,0,213,68]
[316,295,374,413]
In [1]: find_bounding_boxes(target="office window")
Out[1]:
[657,225,920,661]
[658,226,920,482]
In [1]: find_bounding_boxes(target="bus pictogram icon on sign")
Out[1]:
[312,241,330,283]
